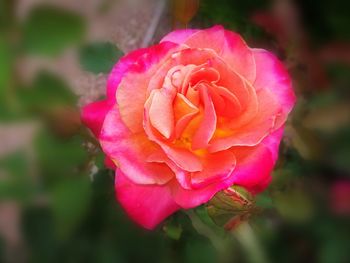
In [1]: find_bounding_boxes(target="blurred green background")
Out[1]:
[0,0,350,262]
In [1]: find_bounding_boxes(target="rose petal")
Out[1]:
[171,128,284,208]
[100,107,175,185]
[184,25,256,83]
[189,67,220,87]
[174,93,199,138]
[231,127,284,193]
[222,29,256,83]
[205,55,250,109]
[160,29,199,44]
[117,42,179,133]
[191,85,217,150]
[149,88,176,139]
[170,173,234,209]
[190,151,236,188]
[227,81,259,129]
[144,93,203,172]
[115,170,180,230]
[160,144,203,172]
[81,99,111,137]
[147,151,191,190]
[104,157,116,169]
[149,48,218,93]
[211,85,242,118]
[252,49,296,127]
[107,48,150,101]
[209,87,280,152]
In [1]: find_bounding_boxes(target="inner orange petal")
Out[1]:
[173,93,199,138]
[149,88,176,139]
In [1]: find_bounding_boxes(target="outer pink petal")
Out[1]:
[83,47,156,136]
[115,170,180,230]
[81,100,111,137]
[222,29,256,83]
[160,29,199,44]
[171,174,234,209]
[107,48,149,101]
[231,127,284,193]
[171,128,284,208]
[252,48,296,127]
[104,157,116,169]
[262,126,285,163]
[184,26,256,83]
[190,151,236,188]
[117,42,179,133]
[100,107,175,185]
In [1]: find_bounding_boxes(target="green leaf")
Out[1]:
[79,42,123,74]
[22,5,85,55]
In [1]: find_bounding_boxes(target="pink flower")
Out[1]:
[81,26,296,229]
[330,180,350,216]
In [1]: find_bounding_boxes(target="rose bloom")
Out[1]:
[82,26,296,229]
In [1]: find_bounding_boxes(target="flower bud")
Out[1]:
[207,186,257,230]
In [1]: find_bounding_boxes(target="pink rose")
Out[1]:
[82,26,296,229]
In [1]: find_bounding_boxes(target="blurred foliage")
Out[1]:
[171,0,199,28]
[0,152,33,202]
[0,0,350,263]
[79,42,124,74]
[197,0,268,40]
[22,5,86,55]
[18,72,77,111]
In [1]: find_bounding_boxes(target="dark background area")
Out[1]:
[0,0,350,262]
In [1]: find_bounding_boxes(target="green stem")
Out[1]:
[231,222,268,263]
